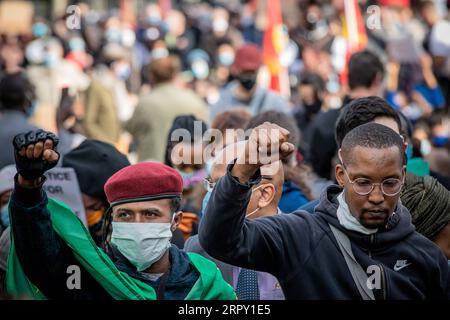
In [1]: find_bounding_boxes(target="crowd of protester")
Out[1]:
[1,0,450,300]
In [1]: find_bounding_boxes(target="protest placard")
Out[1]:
[0,1,34,35]
[43,167,87,226]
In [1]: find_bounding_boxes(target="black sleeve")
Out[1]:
[10,177,111,300]
[198,164,312,278]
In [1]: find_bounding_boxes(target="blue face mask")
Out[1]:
[191,61,209,80]
[44,53,59,67]
[432,135,449,147]
[32,23,48,38]
[218,52,234,66]
[1,205,9,227]
[421,139,432,156]
[201,190,212,218]
[115,63,131,81]
[69,38,86,52]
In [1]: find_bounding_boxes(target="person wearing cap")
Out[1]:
[61,139,130,245]
[6,130,235,300]
[126,55,208,163]
[209,43,290,123]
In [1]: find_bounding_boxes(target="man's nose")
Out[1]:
[133,214,144,223]
[368,184,384,204]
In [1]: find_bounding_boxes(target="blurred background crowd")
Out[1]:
[0,0,450,263]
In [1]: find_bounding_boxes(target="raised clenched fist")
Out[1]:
[13,130,60,181]
[232,122,295,183]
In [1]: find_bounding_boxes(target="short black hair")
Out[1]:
[0,72,35,111]
[335,96,401,147]
[341,123,405,166]
[348,51,384,90]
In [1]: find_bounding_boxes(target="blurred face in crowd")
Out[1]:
[216,44,235,67]
[212,7,229,37]
[0,44,24,72]
[420,2,438,27]
[431,120,450,147]
[0,191,12,210]
[299,83,322,114]
[336,146,405,229]
[44,42,63,67]
[165,10,186,37]
[235,70,258,92]
[146,4,162,25]
[82,194,107,227]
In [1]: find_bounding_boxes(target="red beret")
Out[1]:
[233,43,262,72]
[104,162,183,207]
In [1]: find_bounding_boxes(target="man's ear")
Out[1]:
[404,141,408,152]
[172,212,183,232]
[335,164,346,188]
[257,184,276,208]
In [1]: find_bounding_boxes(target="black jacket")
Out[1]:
[199,165,450,299]
[9,179,199,300]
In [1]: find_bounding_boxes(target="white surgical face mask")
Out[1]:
[111,222,173,272]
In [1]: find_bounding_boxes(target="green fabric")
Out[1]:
[6,198,236,300]
[406,157,430,177]
[400,172,450,240]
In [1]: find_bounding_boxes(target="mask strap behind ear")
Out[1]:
[246,207,261,218]
[338,148,344,165]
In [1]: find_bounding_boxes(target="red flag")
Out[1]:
[158,0,172,17]
[340,0,368,84]
[262,0,290,97]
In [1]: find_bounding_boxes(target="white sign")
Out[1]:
[2,165,87,226]
[43,167,87,226]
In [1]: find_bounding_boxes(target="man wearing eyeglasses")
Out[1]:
[199,121,450,299]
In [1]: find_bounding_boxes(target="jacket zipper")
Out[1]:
[368,234,374,257]
[379,264,387,300]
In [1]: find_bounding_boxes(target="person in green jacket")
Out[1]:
[6,129,235,300]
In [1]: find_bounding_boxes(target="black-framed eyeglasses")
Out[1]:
[342,166,404,197]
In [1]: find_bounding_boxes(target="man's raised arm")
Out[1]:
[9,130,108,299]
[199,122,296,276]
